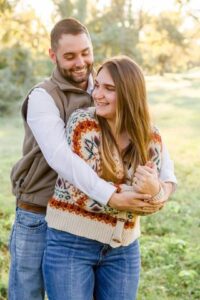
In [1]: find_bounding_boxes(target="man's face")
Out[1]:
[49,33,94,90]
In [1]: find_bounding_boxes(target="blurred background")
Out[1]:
[0,0,200,114]
[0,0,200,299]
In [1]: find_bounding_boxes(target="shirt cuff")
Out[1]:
[90,179,117,206]
[163,180,177,193]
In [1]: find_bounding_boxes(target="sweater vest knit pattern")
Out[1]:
[46,107,162,247]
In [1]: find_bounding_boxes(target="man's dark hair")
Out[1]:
[50,18,90,51]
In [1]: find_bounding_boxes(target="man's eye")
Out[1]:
[82,51,89,56]
[65,56,74,60]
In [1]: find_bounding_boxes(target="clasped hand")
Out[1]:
[109,162,167,215]
[133,161,160,198]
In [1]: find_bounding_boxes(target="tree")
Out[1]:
[0,46,36,115]
[52,0,87,22]
[87,0,141,64]
[52,0,74,19]
[138,11,188,74]
[0,1,50,115]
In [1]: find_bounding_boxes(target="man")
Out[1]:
[9,18,176,300]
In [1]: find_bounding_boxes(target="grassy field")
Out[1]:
[0,71,200,299]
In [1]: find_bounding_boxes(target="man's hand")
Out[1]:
[108,191,164,215]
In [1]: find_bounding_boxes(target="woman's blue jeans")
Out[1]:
[43,227,141,300]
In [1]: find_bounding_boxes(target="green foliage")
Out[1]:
[0,209,14,300]
[0,0,11,13]
[51,0,200,73]
[0,1,51,116]
[0,46,36,115]
[0,0,199,116]
[75,0,87,23]
[52,0,74,19]
[0,45,52,116]
[0,2,49,53]
[52,0,87,21]
[52,0,199,71]
[138,11,190,75]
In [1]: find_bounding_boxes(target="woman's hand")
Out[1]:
[133,161,160,197]
[108,190,164,215]
[133,162,175,209]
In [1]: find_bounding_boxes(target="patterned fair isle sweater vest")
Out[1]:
[46,108,162,248]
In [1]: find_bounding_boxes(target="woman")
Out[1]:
[43,56,176,300]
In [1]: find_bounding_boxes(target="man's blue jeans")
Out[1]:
[8,207,47,300]
[43,228,141,300]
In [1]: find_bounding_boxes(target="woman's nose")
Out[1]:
[93,87,104,99]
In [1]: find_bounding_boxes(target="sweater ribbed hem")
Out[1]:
[46,206,140,248]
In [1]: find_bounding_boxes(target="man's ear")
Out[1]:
[49,48,56,64]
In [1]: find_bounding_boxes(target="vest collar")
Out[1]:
[51,66,90,93]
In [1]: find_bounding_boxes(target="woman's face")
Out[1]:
[93,67,117,122]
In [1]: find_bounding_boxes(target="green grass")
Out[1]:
[138,70,200,300]
[0,115,23,297]
[0,71,200,299]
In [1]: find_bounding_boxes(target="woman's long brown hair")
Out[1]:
[96,56,152,183]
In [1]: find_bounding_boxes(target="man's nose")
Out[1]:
[75,56,85,67]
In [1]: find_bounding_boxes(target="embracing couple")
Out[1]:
[9,18,176,300]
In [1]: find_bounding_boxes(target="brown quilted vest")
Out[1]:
[10,67,93,207]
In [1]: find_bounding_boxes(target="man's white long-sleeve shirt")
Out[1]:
[27,88,177,206]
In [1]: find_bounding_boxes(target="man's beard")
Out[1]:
[56,59,93,87]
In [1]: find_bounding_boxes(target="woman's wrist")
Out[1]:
[151,185,165,202]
